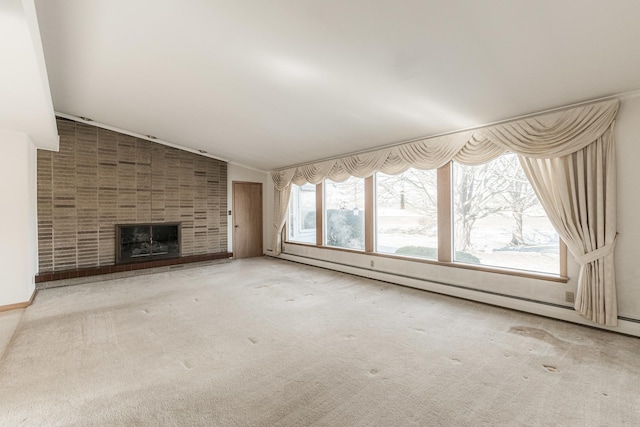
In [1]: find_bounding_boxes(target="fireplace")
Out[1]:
[116,223,180,264]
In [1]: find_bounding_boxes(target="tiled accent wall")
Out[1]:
[37,118,228,273]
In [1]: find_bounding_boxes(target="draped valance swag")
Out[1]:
[271,99,619,325]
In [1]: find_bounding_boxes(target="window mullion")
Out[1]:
[437,162,452,262]
[316,183,323,246]
[560,239,567,277]
[365,175,374,253]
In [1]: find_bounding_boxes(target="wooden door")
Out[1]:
[232,182,263,259]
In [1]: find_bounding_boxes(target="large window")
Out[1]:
[452,154,559,274]
[285,154,563,278]
[375,169,437,260]
[324,177,365,250]
[287,183,316,244]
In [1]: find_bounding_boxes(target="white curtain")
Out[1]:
[270,99,619,325]
[519,127,617,325]
[271,184,292,256]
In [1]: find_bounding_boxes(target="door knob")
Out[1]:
[235,225,239,228]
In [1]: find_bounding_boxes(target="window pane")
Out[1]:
[324,177,365,250]
[287,183,316,244]
[452,154,559,274]
[375,169,437,259]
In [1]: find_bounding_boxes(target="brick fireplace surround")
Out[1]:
[36,118,231,283]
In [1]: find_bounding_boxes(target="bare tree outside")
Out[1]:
[452,154,559,273]
[453,154,541,250]
[289,155,558,273]
[453,162,509,251]
[375,170,439,259]
[376,155,559,273]
[491,154,540,246]
[376,169,437,224]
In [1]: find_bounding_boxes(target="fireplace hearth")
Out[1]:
[117,223,180,264]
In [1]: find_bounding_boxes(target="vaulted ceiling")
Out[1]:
[1,0,57,149]
[35,0,640,171]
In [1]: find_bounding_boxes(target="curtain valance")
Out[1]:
[271,100,618,190]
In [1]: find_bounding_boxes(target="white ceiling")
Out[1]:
[35,0,640,171]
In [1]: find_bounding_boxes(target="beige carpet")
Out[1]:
[1,257,639,426]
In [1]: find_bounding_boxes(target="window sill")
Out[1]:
[283,241,569,283]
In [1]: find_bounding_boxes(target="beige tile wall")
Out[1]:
[37,118,228,273]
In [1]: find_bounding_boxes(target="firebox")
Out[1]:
[116,223,180,264]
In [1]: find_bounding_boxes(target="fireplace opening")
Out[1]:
[116,223,180,264]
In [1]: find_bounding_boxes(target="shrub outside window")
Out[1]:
[324,177,365,250]
[452,153,559,274]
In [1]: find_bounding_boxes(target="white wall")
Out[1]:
[614,96,640,320]
[0,0,58,150]
[227,163,271,255]
[0,0,55,309]
[269,95,640,333]
[0,131,37,306]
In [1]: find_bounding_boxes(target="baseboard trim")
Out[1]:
[275,253,640,338]
[0,289,36,313]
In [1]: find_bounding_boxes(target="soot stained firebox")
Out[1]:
[116,223,180,264]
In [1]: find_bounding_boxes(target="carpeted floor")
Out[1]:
[1,257,639,426]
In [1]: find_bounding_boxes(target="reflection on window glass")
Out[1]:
[324,177,365,250]
[375,170,437,259]
[452,154,559,274]
[287,183,316,244]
